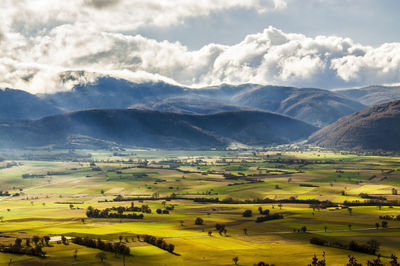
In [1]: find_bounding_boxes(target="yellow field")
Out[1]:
[0,149,400,265]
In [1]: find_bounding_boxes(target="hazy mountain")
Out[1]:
[231,86,366,127]
[40,77,186,111]
[337,85,400,106]
[0,88,60,120]
[0,109,317,149]
[192,83,260,100]
[36,72,366,126]
[308,100,400,150]
[130,95,248,114]
[0,72,371,126]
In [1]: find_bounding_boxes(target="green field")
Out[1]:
[0,149,400,265]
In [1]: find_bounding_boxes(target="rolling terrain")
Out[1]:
[0,73,370,127]
[34,72,368,126]
[1,73,399,151]
[0,109,317,149]
[130,95,247,114]
[338,85,400,106]
[0,88,60,120]
[232,86,366,127]
[309,100,400,150]
[0,149,400,265]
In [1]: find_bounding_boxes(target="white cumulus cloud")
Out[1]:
[0,5,400,93]
[2,0,287,33]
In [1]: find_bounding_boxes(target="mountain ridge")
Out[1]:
[0,109,317,149]
[308,100,400,150]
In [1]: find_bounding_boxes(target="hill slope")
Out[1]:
[232,86,366,127]
[39,73,367,126]
[130,96,248,114]
[0,109,317,149]
[0,72,369,126]
[308,100,400,150]
[0,88,60,120]
[337,85,400,106]
[41,77,186,111]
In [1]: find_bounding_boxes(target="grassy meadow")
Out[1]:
[0,149,400,265]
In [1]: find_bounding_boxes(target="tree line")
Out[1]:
[379,215,400,221]
[310,237,380,255]
[86,205,145,219]
[142,235,176,254]
[343,199,400,207]
[0,236,52,257]
[309,252,399,266]
[72,237,130,256]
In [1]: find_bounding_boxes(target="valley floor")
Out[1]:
[0,148,399,265]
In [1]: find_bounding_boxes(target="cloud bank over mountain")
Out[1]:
[0,0,399,93]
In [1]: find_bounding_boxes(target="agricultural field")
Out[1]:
[0,149,400,265]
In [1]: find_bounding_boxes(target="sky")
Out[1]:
[0,0,399,93]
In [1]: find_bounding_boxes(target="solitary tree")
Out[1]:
[96,252,107,263]
[195,217,204,225]
[242,210,252,217]
[73,249,78,261]
[15,238,22,248]
[233,256,239,265]
[382,221,388,228]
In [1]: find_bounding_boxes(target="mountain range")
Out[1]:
[1,71,400,150]
[3,73,371,126]
[0,109,316,149]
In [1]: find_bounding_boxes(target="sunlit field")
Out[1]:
[0,148,400,265]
